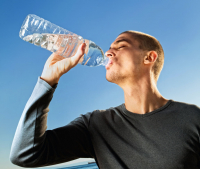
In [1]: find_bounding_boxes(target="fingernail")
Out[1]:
[83,39,87,46]
[83,43,86,49]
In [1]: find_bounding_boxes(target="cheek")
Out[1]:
[120,57,136,70]
[116,50,142,70]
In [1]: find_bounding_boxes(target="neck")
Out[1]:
[121,77,168,115]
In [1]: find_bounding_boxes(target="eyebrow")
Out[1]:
[109,38,132,49]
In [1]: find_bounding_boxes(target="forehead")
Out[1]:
[116,33,132,40]
[112,33,139,46]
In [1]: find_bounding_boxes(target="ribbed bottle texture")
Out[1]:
[19,14,108,67]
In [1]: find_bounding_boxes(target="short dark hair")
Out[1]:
[120,30,164,82]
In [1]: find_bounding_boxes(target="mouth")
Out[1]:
[105,59,113,69]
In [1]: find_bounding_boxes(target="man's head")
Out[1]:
[105,30,164,86]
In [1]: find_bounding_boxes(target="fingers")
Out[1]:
[69,43,86,66]
[57,43,86,75]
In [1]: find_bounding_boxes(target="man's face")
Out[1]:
[105,33,145,85]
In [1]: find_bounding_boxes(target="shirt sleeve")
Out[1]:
[10,77,95,168]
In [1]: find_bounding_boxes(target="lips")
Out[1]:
[105,59,113,69]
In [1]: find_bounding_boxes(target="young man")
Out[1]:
[10,31,200,169]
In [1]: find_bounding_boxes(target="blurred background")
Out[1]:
[1,0,200,168]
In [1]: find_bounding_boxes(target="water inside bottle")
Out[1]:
[81,41,107,67]
[23,33,77,53]
[23,33,108,67]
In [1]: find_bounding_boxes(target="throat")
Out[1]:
[124,92,168,115]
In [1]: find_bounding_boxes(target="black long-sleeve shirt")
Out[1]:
[10,78,200,169]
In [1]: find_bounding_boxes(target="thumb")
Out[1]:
[70,43,86,66]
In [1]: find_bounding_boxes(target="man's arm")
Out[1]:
[10,43,97,167]
[10,77,95,167]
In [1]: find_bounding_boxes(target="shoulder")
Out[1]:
[80,104,123,126]
[81,106,116,119]
[172,100,200,111]
[171,100,200,118]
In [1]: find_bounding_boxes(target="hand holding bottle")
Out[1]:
[40,43,86,87]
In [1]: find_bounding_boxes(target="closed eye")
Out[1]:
[109,46,126,50]
[118,46,126,49]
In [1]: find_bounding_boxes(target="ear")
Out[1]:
[144,51,158,65]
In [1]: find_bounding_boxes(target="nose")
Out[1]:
[105,49,115,58]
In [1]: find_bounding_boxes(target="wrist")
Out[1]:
[40,76,59,87]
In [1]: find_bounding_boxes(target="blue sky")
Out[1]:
[1,0,200,168]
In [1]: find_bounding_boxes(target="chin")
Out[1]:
[105,73,112,82]
[106,71,120,84]
[106,71,114,83]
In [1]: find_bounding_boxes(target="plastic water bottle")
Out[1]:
[19,14,109,67]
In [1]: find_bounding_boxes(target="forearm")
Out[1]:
[10,77,56,167]
[10,77,94,168]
